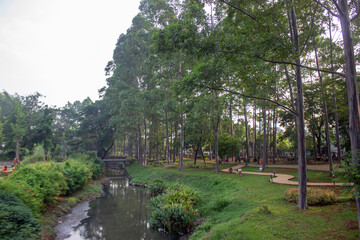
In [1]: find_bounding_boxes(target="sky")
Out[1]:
[0,0,141,107]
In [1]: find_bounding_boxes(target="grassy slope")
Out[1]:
[127,163,357,240]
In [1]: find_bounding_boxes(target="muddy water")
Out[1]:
[55,178,172,240]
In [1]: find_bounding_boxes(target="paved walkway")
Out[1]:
[222,165,347,187]
[244,164,335,172]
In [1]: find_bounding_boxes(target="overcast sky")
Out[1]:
[0,0,140,107]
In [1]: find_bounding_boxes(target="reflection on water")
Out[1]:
[65,178,172,240]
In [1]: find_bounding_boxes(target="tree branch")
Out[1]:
[214,49,346,77]
[314,0,340,18]
[331,0,345,16]
[300,3,319,56]
[351,12,360,22]
[218,0,260,23]
[207,86,297,116]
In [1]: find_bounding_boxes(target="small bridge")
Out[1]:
[103,158,128,177]
[103,158,128,169]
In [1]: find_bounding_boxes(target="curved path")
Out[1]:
[222,165,347,187]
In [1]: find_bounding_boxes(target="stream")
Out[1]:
[55,178,173,240]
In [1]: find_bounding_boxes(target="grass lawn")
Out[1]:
[126,162,358,240]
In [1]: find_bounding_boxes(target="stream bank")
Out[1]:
[41,177,108,240]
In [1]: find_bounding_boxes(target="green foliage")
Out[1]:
[22,144,46,165]
[218,134,240,160]
[337,153,360,196]
[0,155,103,215]
[149,183,199,234]
[0,190,41,240]
[68,152,104,179]
[60,159,93,194]
[148,178,167,197]
[3,162,67,212]
[284,188,336,206]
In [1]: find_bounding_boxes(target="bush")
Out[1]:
[0,180,43,214]
[284,188,336,206]
[149,183,199,234]
[0,190,41,240]
[67,152,104,179]
[148,178,166,197]
[5,163,67,210]
[0,158,97,214]
[166,183,199,206]
[149,201,198,234]
[59,159,93,194]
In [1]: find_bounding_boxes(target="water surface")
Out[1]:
[56,178,172,240]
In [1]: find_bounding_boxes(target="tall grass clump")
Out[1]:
[149,183,199,234]
[284,188,336,206]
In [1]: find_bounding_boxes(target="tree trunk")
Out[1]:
[314,38,332,172]
[149,127,152,161]
[333,91,342,162]
[156,128,159,162]
[244,104,249,166]
[179,61,184,172]
[290,2,307,209]
[179,104,184,171]
[200,148,206,166]
[329,13,342,163]
[213,90,220,173]
[262,105,267,171]
[173,122,177,162]
[144,116,147,165]
[253,105,257,160]
[338,0,360,233]
[165,111,170,165]
[129,134,133,158]
[229,101,233,136]
[16,137,20,160]
[209,144,212,161]
[138,125,143,164]
[273,107,277,164]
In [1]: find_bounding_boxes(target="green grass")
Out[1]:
[127,163,358,240]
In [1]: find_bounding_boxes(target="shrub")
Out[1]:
[149,202,198,234]
[5,162,67,209]
[0,158,96,214]
[0,190,41,240]
[0,180,43,214]
[284,188,336,206]
[60,159,93,194]
[148,178,166,197]
[166,183,199,206]
[149,183,199,234]
[92,157,104,178]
